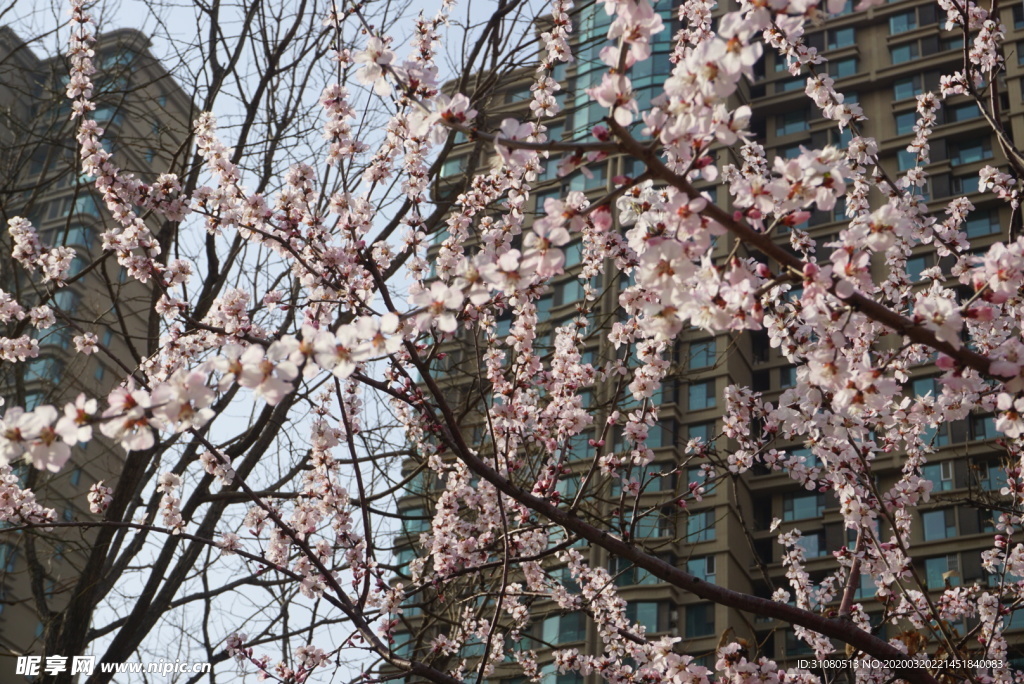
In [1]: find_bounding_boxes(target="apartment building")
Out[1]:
[396,0,1024,679]
[0,26,190,668]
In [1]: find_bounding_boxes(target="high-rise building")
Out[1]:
[0,26,190,666]
[399,0,1023,678]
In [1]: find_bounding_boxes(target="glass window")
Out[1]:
[685,603,715,637]
[778,144,803,160]
[923,462,954,492]
[829,57,858,78]
[979,462,1008,491]
[626,601,665,632]
[610,556,655,586]
[948,102,981,122]
[55,223,93,248]
[786,629,815,655]
[827,27,855,49]
[854,572,876,600]
[584,162,607,191]
[441,155,468,178]
[890,41,919,64]
[950,137,992,165]
[779,365,797,388]
[924,554,960,588]
[895,111,916,135]
[776,110,809,136]
[906,254,931,280]
[971,414,996,441]
[797,531,827,557]
[687,465,716,496]
[393,632,413,659]
[889,10,917,33]
[897,148,919,171]
[686,509,716,542]
[688,421,715,443]
[646,421,676,449]
[893,76,922,100]
[24,357,63,383]
[783,493,824,521]
[779,77,805,92]
[1015,4,1024,29]
[922,509,956,540]
[964,209,1000,238]
[942,36,964,51]
[394,546,418,571]
[912,376,939,397]
[687,555,716,583]
[689,381,716,410]
[401,506,430,536]
[953,174,980,195]
[0,544,17,573]
[627,510,667,538]
[689,341,716,369]
[73,194,102,217]
[542,612,585,644]
[564,241,583,269]
[787,446,821,469]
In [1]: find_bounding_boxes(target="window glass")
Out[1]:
[924,555,960,588]
[964,209,1000,238]
[950,137,992,165]
[688,421,715,443]
[890,42,919,64]
[829,58,858,78]
[948,102,981,122]
[779,77,805,92]
[906,254,931,280]
[689,341,716,369]
[685,603,715,637]
[687,556,716,583]
[971,414,996,441]
[626,601,663,632]
[827,27,855,49]
[922,462,953,491]
[889,10,917,33]
[776,110,808,136]
[893,76,922,100]
[610,557,655,586]
[898,148,919,171]
[922,509,956,540]
[688,380,716,410]
[686,509,716,542]
[542,612,585,644]
[895,111,916,135]
[797,531,827,557]
[786,629,815,655]
[953,175,980,195]
[401,507,430,536]
[783,492,824,521]
[441,156,468,178]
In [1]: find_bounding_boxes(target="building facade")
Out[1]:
[0,26,190,671]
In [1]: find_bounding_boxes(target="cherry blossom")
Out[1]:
[353,37,396,96]
[4,0,1024,679]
